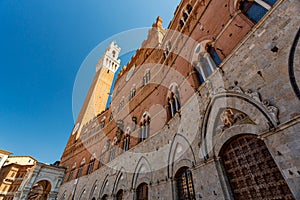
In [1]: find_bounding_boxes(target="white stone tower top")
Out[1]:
[96,41,121,73]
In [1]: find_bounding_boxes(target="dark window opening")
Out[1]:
[76,166,83,178]
[136,183,148,200]
[207,46,222,66]
[116,189,124,200]
[87,160,95,175]
[175,167,196,200]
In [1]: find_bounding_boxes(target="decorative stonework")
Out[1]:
[205,81,280,125]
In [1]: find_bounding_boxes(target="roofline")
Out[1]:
[0,149,12,155]
[8,155,37,161]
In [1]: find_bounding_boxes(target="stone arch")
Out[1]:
[99,174,110,199]
[33,177,55,190]
[167,134,196,178]
[27,180,52,200]
[88,180,98,200]
[112,167,128,196]
[132,156,153,189]
[201,91,278,159]
[78,186,86,200]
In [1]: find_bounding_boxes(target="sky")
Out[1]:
[0,0,181,164]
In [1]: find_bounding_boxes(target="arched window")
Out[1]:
[183,12,188,22]
[164,41,172,58]
[136,183,148,200]
[139,112,150,142]
[76,158,85,178]
[132,116,137,131]
[220,134,294,199]
[109,146,116,162]
[116,189,124,200]
[76,165,83,178]
[123,127,131,151]
[118,97,125,112]
[207,45,222,66]
[179,19,185,29]
[193,43,218,84]
[175,167,195,200]
[100,117,106,128]
[129,85,136,100]
[143,69,151,85]
[101,194,108,200]
[186,4,193,14]
[240,0,277,24]
[87,155,95,175]
[168,84,181,118]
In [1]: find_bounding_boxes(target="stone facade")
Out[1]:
[14,163,65,200]
[58,0,300,199]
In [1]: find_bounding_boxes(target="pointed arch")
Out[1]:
[88,180,98,200]
[99,174,110,199]
[131,156,153,189]
[167,133,196,178]
[201,92,279,159]
[112,167,128,195]
[78,186,86,200]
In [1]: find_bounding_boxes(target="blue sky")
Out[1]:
[0,0,180,163]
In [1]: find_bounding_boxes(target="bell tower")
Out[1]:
[74,41,121,139]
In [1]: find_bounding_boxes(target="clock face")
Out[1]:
[72,123,80,135]
[126,65,135,82]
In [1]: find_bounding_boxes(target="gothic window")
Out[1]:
[100,117,106,129]
[109,113,114,121]
[187,4,193,14]
[109,146,116,162]
[136,183,148,200]
[207,45,222,67]
[76,165,83,178]
[193,44,218,84]
[220,134,294,199]
[123,135,130,151]
[183,12,188,22]
[104,139,111,152]
[139,112,150,142]
[143,69,151,85]
[179,19,185,29]
[164,41,172,58]
[132,116,137,131]
[67,169,74,181]
[87,159,95,175]
[116,189,124,200]
[175,167,195,200]
[240,0,277,24]
[118,97,125,112]
[168,84,181,118]
[129,85,136,100]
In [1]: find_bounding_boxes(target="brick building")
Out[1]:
[58,0,300,199]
